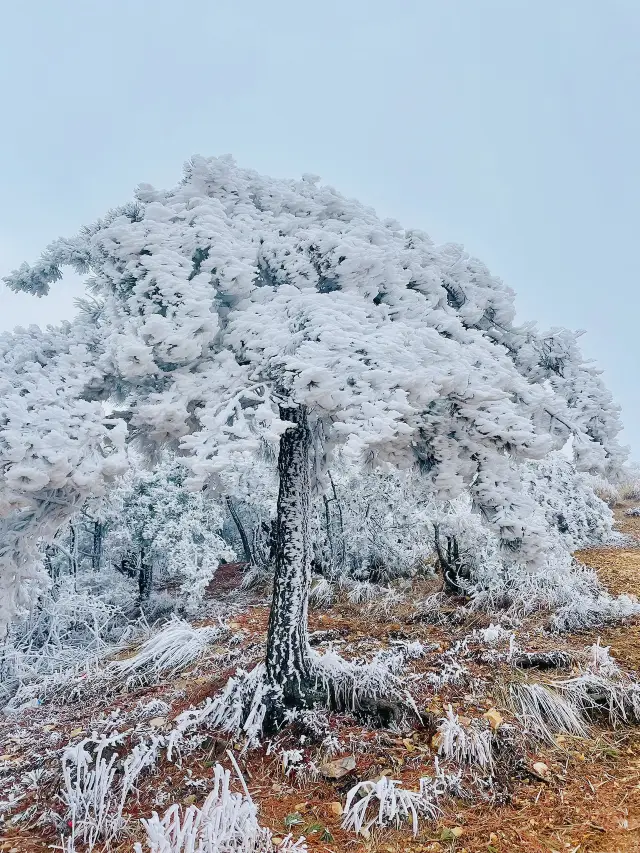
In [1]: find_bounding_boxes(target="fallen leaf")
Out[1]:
[482,708,503,730]
[149,716,166,729]
[328,801,343,816]
[402,737,415,752]
[440,828,458,841]
[319,754,356,779]
[532,761,550,778]
[451,826,464,838]
[183,794,196,805]
[70,728,84,737]
[431,731,444,750]
[294,802,309,813]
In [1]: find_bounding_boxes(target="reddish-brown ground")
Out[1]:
[2,503,640,853]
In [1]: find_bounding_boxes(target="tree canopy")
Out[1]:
[0,155,626,641]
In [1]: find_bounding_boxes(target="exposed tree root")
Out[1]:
[511,651,575,671]
[168,646,418,753]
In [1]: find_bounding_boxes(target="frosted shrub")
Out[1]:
[436,707,494,771]
[1,573,142,709]
[592,477,620,507]
[134,760,306,853]
[342,776,437,837]
[102,455,234,609]
[318,466,438,583]
[525,455,616,550]
[552,590,640,631]
[506,682,587,742]
[108,617,229,688]
[61,732,162,850]
[167,665,272,755]
[434,493,636,628]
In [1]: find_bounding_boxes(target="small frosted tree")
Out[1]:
[102,454,233,608]
[1,156,626,727]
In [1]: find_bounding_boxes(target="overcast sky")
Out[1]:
[1,0,638,458]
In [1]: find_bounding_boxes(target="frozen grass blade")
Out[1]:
[506,682,588,742]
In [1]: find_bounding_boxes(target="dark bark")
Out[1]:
[328,471,345,568]
[68,523,78,581]
[44,545,59,586]
[225,496,253,564]
[265,404,313,701]
[511,651,574,670]
[322,494,334,565]
[138,549,153,601]
[92,521,103,571]
[117,552,139,578]
[434,525,469,595]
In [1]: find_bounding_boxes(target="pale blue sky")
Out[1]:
[1,1,638,457]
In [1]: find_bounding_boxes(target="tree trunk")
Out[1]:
[138,549,153,602]
[265,404,313,699]
[92,521,103,571]
[225,496,253,564]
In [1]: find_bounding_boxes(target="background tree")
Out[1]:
[102,454,232,609]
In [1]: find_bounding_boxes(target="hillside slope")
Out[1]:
[2,505,640,853]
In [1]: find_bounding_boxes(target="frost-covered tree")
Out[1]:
[524,454,615,551]
[313,462,437,583]
[0,322,127,630]
[432,452,620,615]
[1,156,627,726]
[102,454,233,608]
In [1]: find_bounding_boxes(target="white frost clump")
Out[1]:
[587,639,620,677]
[436,707,493,771]
[134,760,306,853]
[280,749,304,775]
[342,765,463,838]
[342,776,438,837]
[476,624,511,646]
[62,732,162,850]
[109,618,229,688]
[507,682,588,742]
